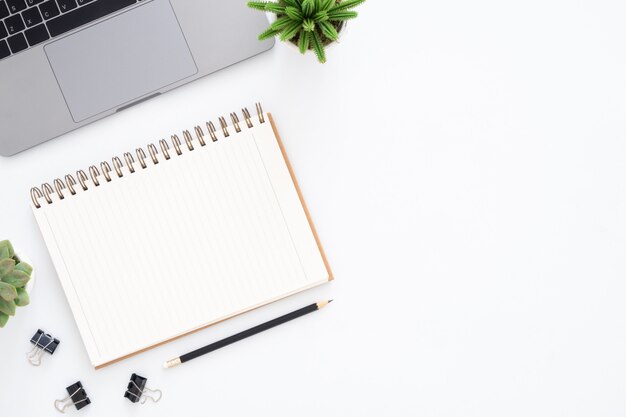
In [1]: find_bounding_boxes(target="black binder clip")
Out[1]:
[124,373,162,404]
[27,329,60,366]
[54,381,91,413]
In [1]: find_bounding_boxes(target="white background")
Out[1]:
[2,1,626,415]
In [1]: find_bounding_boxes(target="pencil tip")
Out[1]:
[329,299,333,303]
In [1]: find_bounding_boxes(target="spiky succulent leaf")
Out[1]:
[257,17,291,41]
[280,20,303,41]
[0,312,8,328]
[281,0,300,7]
[284,6,303,20]
[311,31,326,63]
[320,0,334,10]
[301,0,314,16]
[259,29,281,40]
[302,18,315,32]
[259,24,283,40]
[298,30,310,54]
[313,10,328,22]
[0,282,17,302]
[247,1,269,11]
[0,241,14,259]
[330,0,365,12]
[327,10,358,21]
[264,2,285,13]
[281,15,297,27]
[14,262,32,276]
[15,288,29,307]
[0,258,15,278]
[0,298,16,316]
[318,20,339,41]
[2,270,29,288]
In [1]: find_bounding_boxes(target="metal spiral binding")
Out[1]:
[77,170,89,191]
[30,103,265,208]
[101,161,112,182]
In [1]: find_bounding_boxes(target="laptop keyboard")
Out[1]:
[0,0,137,61]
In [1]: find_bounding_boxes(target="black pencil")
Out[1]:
[164,300,332,368]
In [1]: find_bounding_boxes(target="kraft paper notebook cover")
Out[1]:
[29,104,333,369]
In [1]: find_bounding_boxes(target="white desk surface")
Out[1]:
[2,2,626,416]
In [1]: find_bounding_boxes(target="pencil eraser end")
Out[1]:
[164,358,181,369]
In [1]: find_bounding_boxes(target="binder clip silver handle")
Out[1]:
[126,380,162,404]
[54,382,90,413]
[26,332,52,366]
[54,387,87,413]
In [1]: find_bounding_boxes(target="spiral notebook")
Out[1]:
[30,104,333,369]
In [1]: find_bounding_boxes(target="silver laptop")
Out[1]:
[0,0,274,156]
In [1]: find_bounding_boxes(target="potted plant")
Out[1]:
[248,0,365,63]
[0,240,33,328]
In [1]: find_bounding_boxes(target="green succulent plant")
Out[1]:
[248,0,365,63]
[0,240,32,328]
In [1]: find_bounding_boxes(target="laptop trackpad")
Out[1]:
[45,0,197,123]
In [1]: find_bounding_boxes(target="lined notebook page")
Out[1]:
[32,115,330,367]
